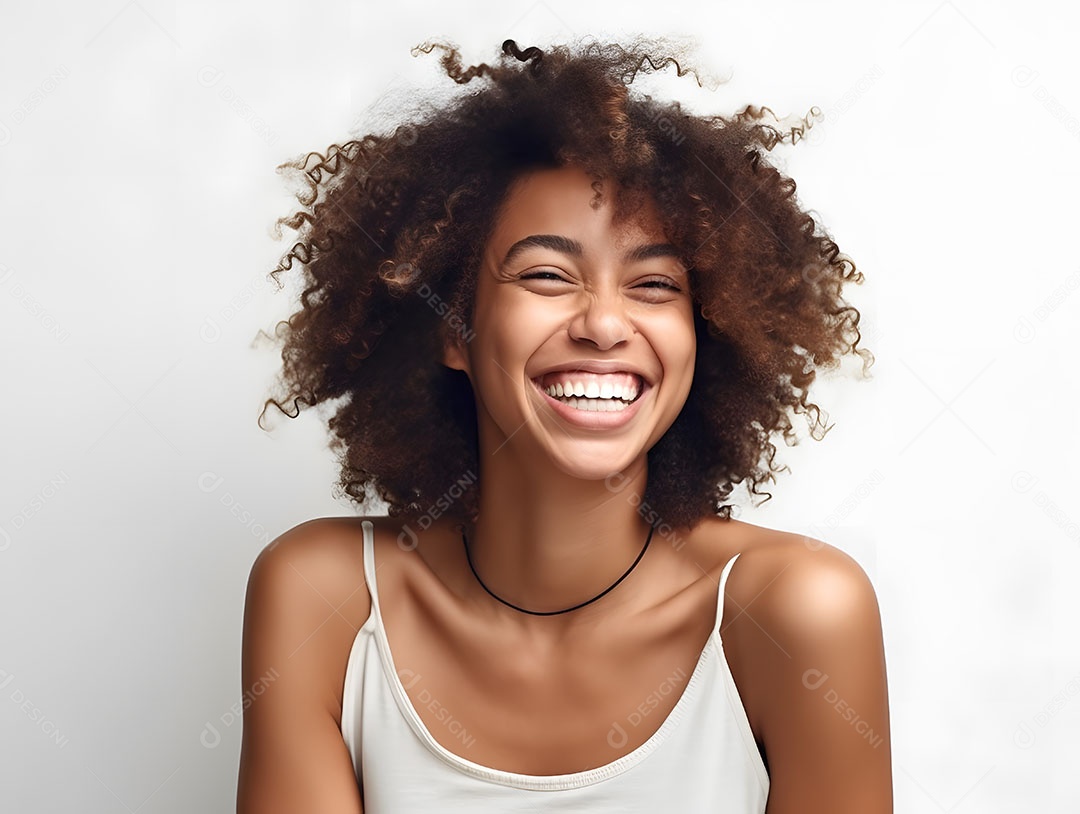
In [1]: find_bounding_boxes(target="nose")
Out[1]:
[566,285,637,350]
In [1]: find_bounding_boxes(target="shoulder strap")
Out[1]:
[361,519,382,613]
[715,552,742,633]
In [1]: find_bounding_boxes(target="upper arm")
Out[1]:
[753,542,893,813]
[236,519,369,814]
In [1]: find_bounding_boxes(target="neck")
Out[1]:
[456,442,657,635]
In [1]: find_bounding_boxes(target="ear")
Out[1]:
[440,328,470,375]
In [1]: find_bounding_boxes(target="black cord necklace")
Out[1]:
[460,521,656,616]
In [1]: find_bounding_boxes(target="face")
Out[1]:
[442,164,697,480]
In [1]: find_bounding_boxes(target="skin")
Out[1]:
[439,163,698,639]
[236,165,894,813]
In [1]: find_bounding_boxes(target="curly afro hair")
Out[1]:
[259,35,874,532]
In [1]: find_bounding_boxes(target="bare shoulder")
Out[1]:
[712,519,892,811]
[252,515,370,575]
[719,519,879,618]
[237,516,374,813]
[244,516,374,713]
[686,517,875,624]
[250,515,373,603]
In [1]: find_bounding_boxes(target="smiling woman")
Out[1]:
[238,36,890,814]
[444,164,698,467]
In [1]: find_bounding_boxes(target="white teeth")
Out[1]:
[556,396,629,412]
[540,377,640,402]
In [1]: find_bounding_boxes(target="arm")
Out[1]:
[236,520,367,814]
[754,541,893,813]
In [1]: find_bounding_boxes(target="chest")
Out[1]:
[378,584,722,776]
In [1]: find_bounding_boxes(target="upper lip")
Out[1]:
[531,360,653,387]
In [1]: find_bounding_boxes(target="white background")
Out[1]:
[2,0,1078,810]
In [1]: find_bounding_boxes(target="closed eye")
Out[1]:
[637,280,683,292]
[520,272,682,292]
[520,271,566,281]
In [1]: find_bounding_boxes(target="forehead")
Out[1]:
[489,164,666,248]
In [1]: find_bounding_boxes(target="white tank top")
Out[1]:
[340,519,770,811]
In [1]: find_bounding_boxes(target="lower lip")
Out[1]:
[530,379,649,429]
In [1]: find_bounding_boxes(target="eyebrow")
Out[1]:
[500,234,685,270]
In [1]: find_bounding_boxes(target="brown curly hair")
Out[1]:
[259,35,874,532]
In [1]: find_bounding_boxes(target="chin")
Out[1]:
[545,447,645,484]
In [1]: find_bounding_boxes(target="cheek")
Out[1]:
[467,302,541,399]
[480,304,536,358]
[480,291,560,351]
[657,312,698,391]
[654,307,696,353]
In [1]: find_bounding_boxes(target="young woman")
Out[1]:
[237,37,891,813]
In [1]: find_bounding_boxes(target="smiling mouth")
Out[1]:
[530,373,647,408]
